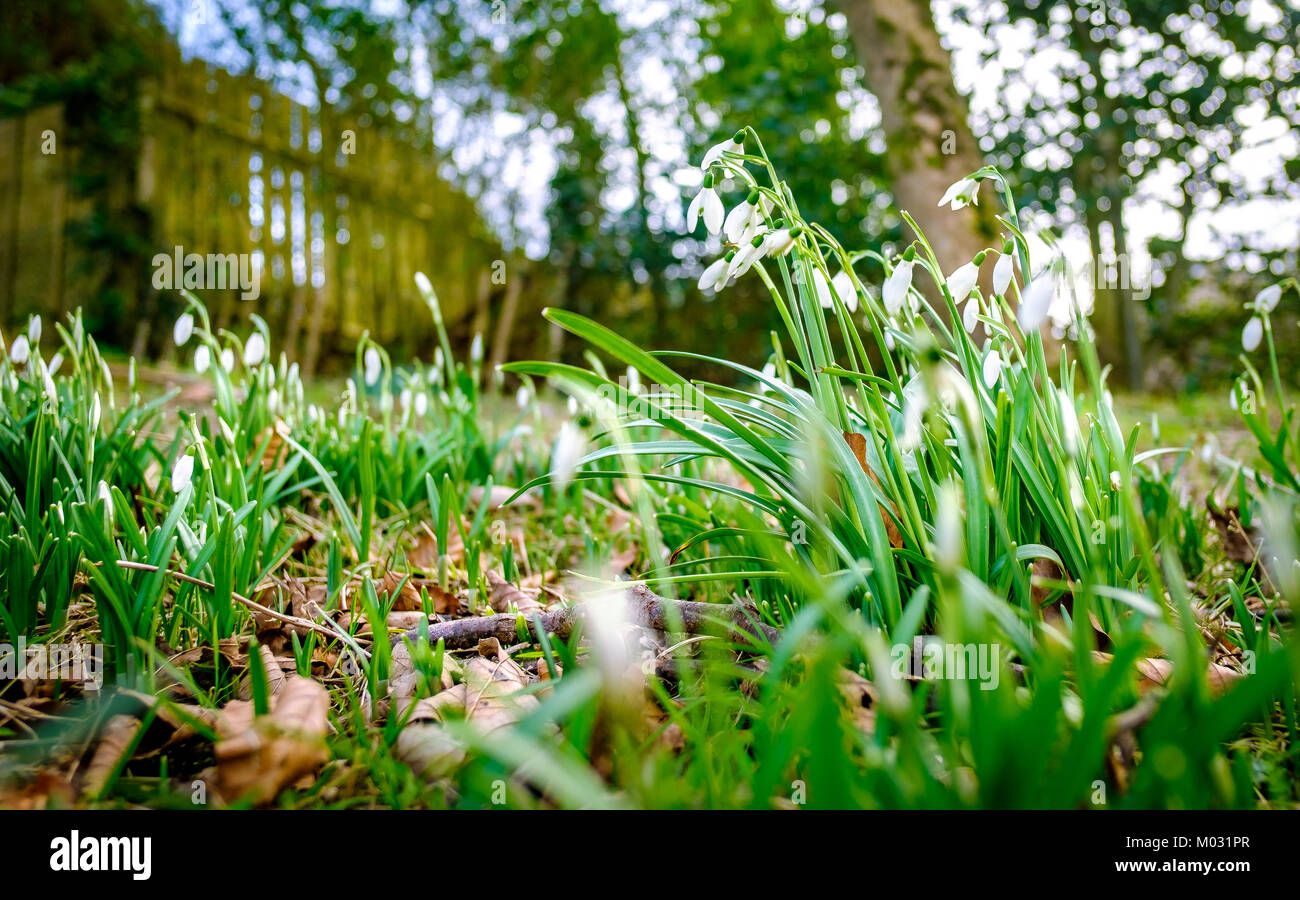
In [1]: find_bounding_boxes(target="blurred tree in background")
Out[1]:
[959,0,1300,388]
[2,0,1298,389]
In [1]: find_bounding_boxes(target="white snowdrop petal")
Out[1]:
[171,454,195,493]
[993,253,1014,295]
[174,313,195,347]
[1255,284,1282,313]
[243,333,266,367]
[1242,317,1263,352]
[981,350,1003,389]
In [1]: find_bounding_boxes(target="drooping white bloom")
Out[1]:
[626,365,641,395]
[173,313,195,347]
[470,333,483,365]
[566,395,579,416]
[89,394,101,431]
[993,252,1015,296]
[831,270,858,313]
[700,133,744,171]
[97,480,112,506]
[899,380,927,450]
[1242,317,1263,352]
[1057,387,1080,456]
[1255,284,1282,313]
[687,178,725,236]
[48,352,63,376]
[762,228,797,258]
[698,254,733,293]
[727,235,768,280]
[981,350,1003,389]
[266,387,280,413]
[10,335,29,365]
[243,333,266,367]
[550,421,586,492]
[933,480,963,571]
[1109,470,1122,491]
[962,296,980,333]
[947,261,979,304]
[937,177,979,211]
[363,347,382,386]
[28,315,41,343]
[516,386,530,410]
[883,260,914,317]
[194,345,211,374]
[220,348,235,373]
[811,267,835,309]
[723,192,762,243]
[414,392,429,417]
[1017,275,1056,332]
[171,453,195,493]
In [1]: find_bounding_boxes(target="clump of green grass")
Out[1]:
[0,135,1296,809]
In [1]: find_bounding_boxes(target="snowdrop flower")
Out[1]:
[993,252,1015,296]
[550,421,586,492]
[89,394,101,431]
[962,296,980,333]
[762,227,798,258]
[727,234,768,280]
[724,191,763,243]
[626,365,641,395]
[194,345,211,374]
[700,131,744,171]
[516,386,530,410]
[48,352,63,376]
[1242,317,1263,352]
[10,334,29,365]
[40,362,57,405]
[1017,275,1055,332]
[171,453,195,493]
[243,332,266,367]
[470,333,483,365]
[687,173,724,236]
[173,312,195,347]
[981,350,1003,389]
[566,395,579,416]
[220,348,235,373]
[937,177,979,211]
[266,388,280,413]
[933,481,963,571]
[883,259,914,317]
[831,270,858,313]
[97,480,112,506]
[363,347,382,386]
[28,315,41,343]
[947,261,979,305]
[1109,470,1122,491]
[1255,284,1282,314]
[899,380,927,451]
[414,392,429,417]
[810,268,835,309]
[1057,387,1079,456]
[698,252,734,293]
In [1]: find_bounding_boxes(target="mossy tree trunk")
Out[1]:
[835,0,997,283]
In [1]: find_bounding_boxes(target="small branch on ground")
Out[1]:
[397,583,781,652]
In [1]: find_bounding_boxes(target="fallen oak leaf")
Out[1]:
[843,432,904,550]
[215,676,329,806]
[81,715,142,799]
[486,571,544,615]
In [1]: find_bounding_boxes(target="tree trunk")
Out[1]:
[834,0,996,280]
